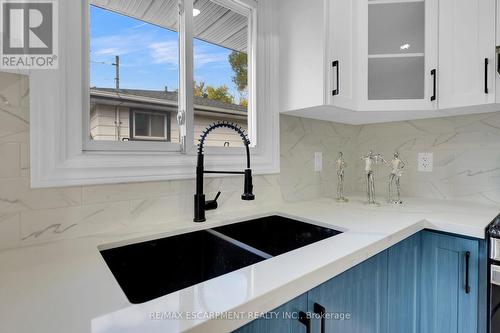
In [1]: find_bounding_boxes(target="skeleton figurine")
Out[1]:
[387,152,405,204]
[360,151,386,205]
[335,152,348,202]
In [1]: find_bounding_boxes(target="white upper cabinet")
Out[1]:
[278,0,327,112]
[327,0,358,110]
[438,0,496,109]
[279,0,498,124]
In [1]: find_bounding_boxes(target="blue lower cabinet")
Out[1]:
[387,233,421,333]
[233,231,484,333]
[307,251,388,333]
[234,294,308,333]
[420,231,479,333]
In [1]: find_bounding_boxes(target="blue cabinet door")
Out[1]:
[420,231,479,333]
[307,251,388,333]
[234,230,483,333]
[234,293,308,333]
[387,233,421,333]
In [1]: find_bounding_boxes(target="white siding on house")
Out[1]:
[193,115,247,147]
[91,104,248,147]
[90,104,130,141]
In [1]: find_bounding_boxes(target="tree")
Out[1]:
[206,85,234,104]
[194,80,235,104]
[228,51,248,93]
[194,81,207,98]
[239,98,248,107]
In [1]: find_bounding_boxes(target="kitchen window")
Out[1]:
[29,0,279,187]
[86,0,255,151]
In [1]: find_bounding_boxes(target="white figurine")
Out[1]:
[336,152,348,202]
[360,151,386,205]
[387,152,405,204]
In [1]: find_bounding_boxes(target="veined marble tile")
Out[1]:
[20,201,130,245]
[0,143,19,178]
[20,143,29,177]
[0,213,20,250]
[0,130,28,144]
[0,73,29,142]
[0,72,29,109]
[130,194,193,226]
[0,110,28,141]
[82,179,194,205]
[0,178,82,213]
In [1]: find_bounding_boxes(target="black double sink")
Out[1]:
[100,215,342,304]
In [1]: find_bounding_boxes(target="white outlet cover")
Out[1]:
[418,152,433,172]
[314,152,323,172]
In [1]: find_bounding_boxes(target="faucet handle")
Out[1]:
[205,191,221,211]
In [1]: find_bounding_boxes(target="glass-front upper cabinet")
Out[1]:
[368,1,425,100]
[362,0,437,110]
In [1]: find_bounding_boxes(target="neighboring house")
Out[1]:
[90,88,248,147]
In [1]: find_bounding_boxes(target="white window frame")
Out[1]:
[29,0,279,187]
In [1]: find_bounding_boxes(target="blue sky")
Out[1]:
[89,5,239,97]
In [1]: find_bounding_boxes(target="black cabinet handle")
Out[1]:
[465,251,471,294]
[485,58,489,94]
[430,69,436,101]
[332,60,339,96]
[314,303,326,333]
[497,53,500,75]
[298,311,311,333]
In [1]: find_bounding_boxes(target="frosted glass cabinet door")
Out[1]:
[368,2,424,55]
[364,0,437,109]
[368,57,425,100]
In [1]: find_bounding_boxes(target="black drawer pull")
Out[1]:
[465,251,471,294]
[314,303,326,333]
[497,53,500,75]
[485,58,489,94]
[298,311,311,333]
[430,69,436,101]
[332,60,339,96]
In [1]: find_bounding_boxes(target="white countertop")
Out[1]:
[1,196,498,333]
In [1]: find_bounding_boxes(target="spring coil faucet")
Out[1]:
[194,121,255,222]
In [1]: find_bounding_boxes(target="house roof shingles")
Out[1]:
[91,87,247,114]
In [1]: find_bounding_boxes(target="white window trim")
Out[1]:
[29,0,279,188]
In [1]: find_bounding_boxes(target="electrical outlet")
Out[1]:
[314,152,323,172]
[418,152,433,172]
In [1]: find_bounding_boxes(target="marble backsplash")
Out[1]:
[0,73,357,251]
[2,70,500,251]
[351,113,500,205]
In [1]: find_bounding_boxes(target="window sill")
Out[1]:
[31,149,280,188]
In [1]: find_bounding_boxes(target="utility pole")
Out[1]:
[112,55,120,90]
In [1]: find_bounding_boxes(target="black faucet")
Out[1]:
[194,121,255,222]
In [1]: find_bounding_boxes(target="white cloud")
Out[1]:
[194,46,230,68]
[129,22,148,30]
[149,41,179,68]
[91,34,152,58]
[149,42,229,69]
[94,47,120,56]
[195,52,228,66]
[91,32,231,71]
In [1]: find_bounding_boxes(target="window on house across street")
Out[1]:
[131,110,170,141]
